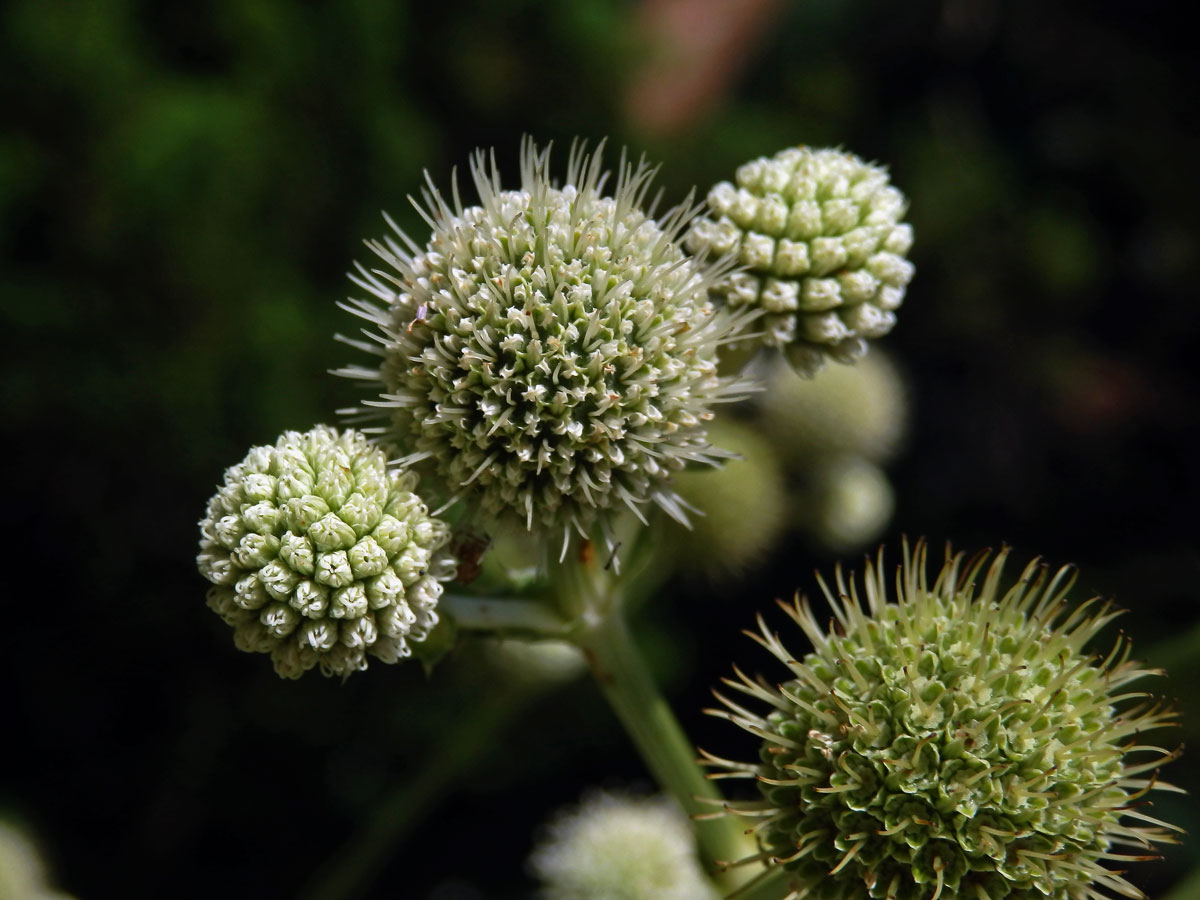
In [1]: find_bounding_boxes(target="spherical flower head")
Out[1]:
[705,541,1179,900]
[529,790,719,900]
[197,426,456,679]
[686,146,914,376]
[759,350,907,465]
[339,139,751,557]
[796,454,895,554]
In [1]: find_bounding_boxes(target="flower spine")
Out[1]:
[703,541,1180,900]
[197,426,456,679]
[686,146,914,376]
[337,139,753,558]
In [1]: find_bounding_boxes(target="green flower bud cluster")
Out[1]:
[706,542,1179,900]
[529,790,719,900]
[197,426,455,679]
[339,139,752,557]
[686,147,914,375]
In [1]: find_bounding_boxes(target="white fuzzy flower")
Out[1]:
[529,791,718,900]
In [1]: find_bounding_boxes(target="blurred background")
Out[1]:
[3,0,1199,897]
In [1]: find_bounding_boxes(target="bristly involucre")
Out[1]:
[197,426,456,679]
[703,540,1180,900]
[337,138,753,557]
[686,146,914,376]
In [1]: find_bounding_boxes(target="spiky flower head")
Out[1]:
[529,790,719,900]
[197,426,456,679]
[686,147,914,376]
[704,541,1179,900]
[338,139,751,557]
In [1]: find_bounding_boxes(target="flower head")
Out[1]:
[0,820,75,900]
[529,790,718,900]
[759,350,908,464]
[338,139,751,557]
[686,146,914,376]
[705,541,1179,900]
[197,426,455,679]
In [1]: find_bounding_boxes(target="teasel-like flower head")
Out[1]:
[197,426,456,679]
[337,138,753,559]
[686,146,914,376]
[702,540,1181,900]
[529,790,719,900]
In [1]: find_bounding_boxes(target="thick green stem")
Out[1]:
[572,600,755,881]
[441,591,570,637]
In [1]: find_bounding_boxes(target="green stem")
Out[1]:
[441,592,569,636]
[572,599,755,882]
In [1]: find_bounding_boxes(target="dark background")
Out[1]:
[3,0,1199,897]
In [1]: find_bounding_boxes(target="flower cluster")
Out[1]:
[197,426,455,678]
[686,146,914,375]
[705,542,1178,900]
[338,139,751,556]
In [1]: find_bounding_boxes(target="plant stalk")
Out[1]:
[572,597,756,884]
[441,592,570,636]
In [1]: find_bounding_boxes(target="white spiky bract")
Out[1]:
[703,541,1179,900]
[686,146,914,376]
[337,139,753,558]
[529,791,719,900]
[197,426,456,679]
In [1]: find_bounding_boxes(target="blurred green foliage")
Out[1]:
[4,0,1199,897]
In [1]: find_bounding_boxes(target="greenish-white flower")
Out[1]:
[338,139,752,557]
[759,350,907,464]
[529,790,719,900]
[686,146,914,376]
[197,426,456,679]
[705,541,1179,900]
[0,821,74,900]
[794,454,895,555]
